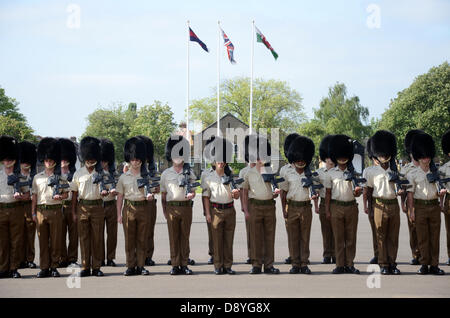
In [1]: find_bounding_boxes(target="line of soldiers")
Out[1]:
[0,127,449,278]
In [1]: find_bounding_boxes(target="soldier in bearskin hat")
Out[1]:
[407,132,446,275]
[400,129,424,265]
[324,134,362,274]
[362,137,379,265]
[279,133,299,265]
[70,136,105,277]
[241,134,280,274]
[58,138,78,268]
[160,135,197,275]
[99,138,118,268]
[280,135,317,274]
[116,136,153,276]
[32,137,68,278]
[440,129,450,266]
[17,141,37,269]
[202,136,239,275]
[0,136,25,278]
[316,134,336,265]
[364,130,401,275]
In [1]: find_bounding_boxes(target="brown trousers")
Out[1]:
[373,202,400,267]
[405,199,420,259]
[368,208,378,258]
[123,202,149,268]
[319,200,334,258]
[249,201,276,269]
[146,200,157,259]
[77,204,105,270]
[20,201,36,263]
[0,206,24,272]
[287,204,312,267]
[211,206,236,269]
[245,217,252,259]
[61,204,78,263]
[102,202,117,262]
[415,203,441,266]
[37,208,63,270]
[207,222,214,257]
[330,203,359,267]
[444,197,450,257]
[166,204,192,267]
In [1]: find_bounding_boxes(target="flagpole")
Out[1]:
[217,21,221,136]
[249,20,255,134]
[186,20,190,143]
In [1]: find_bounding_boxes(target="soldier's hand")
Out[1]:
[315,206,319,214]
[146,193,154,201]
[186,192,195,200]
[32,214,37,223]
[274,188,281,195]
[206,214,211,224]
[409,211,415,223]
[364,207,369,215]
[402,204,408,213]
[283,210,288,219]
[231,189,240,199]
[110,189,118,196]
[117,215,122,224]
[354,187,362,197]
[326,211,331,220]
[439,189,447,197]
[53,194,63,201]
[310,194,318,201]
[101,190,109,197]
[397,189,404,196]
[244,211,250,221]
[13,192,22,200]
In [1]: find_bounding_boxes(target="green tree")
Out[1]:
[0,115,36,142]
[189,77,306,133]
[83,103,135,163]
[0,87,26,122]
[378,61,450,159]
[129,101,177,165]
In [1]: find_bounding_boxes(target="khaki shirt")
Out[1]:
[101,170,116,202]
[0,169,18,203]
[160,166,197,202]
[116,171,146,201]
[32,171,69,205]
[400,162,417,178]
[278,163,293,191]
[280,168,310,202]
[439,161,450,192]
[407,167,438,200]
[202,170,233,204]
[316,167,329,199]
[200,168,214,192]
[61,173,73,201]
[365,165,397,199]
[70,166,101,200]
[238,166,252,189]
[324,166,356,202]
[242,166,273,200]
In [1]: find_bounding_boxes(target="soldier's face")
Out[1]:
[216,162,226,169]
[61,160,70,168]
[325,158,335,169]
[101,161,109,170]
[337,158,348,165]
[20,163,31,171]
[378,156,391,164]
[44,159,55,169]
[294,161,306,169]
[85,160,97,168]
[2,159,15,168]
[172,158,183,165]
[419,157,431,165]
[130,159,142,169]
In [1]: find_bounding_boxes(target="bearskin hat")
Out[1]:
[319,135,334,162]
[0,136,19,162]
[411,132,435,161]
[59,138,77,170]
[244,134,271,163]
[442,129,450,156]
[124,137,146,163]
[137,135,155,165]
[404,129,425,156]
[18,141,37,172]
[37,137,61,163]
[328,134,354,165]
[204,136,233,164]
[79,136,101,163]
[287,135,315,166]
[165,135,190,162]
[204,135,216,164]
[283,133,300,158]
[366,137,374,160]
[371,130,397,161]
[100,138,115,167]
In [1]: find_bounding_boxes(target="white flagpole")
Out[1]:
[249,20,254,134]
[186,20,190,143]
[217,21,221,136]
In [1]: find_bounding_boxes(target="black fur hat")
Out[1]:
[404,129,425,155]
[59,138,77,170]
[80,136,101,162]
[100,138,115,167]
[287,135,315,166]
[328,134,354,165]
[18,141,37,171]
[319,135,334,162]
[442,129,450,156]
[124,137,146,163]
[283,133,300,158]
[371,130,397,161]
[411,132,435,161]
[204,136,233,163]
[0,135,19,162]
[137,135,155,165]
[37,137,61,163]
[165,135,190,162]
[244,134,271,163]
[366,137,373,160]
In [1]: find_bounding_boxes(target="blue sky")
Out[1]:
[1,0,449,139]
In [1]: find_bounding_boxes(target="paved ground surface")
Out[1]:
[1,196,449,298]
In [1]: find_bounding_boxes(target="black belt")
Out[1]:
[287,200,311,207]
[167,201,193,207]
[37,204,62,210]
[211,202,234,210]
[103,200,116,207]
[78,199,102,206]
[125,199,147,207]
[249,198,275,206]
[375,198,398,205]
[331,199,356,207]
[0,201,23,209]
[414,199,439,206]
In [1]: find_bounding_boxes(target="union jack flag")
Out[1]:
[221,28,236,64]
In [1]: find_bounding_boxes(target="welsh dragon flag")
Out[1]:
[255,26,278,60]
